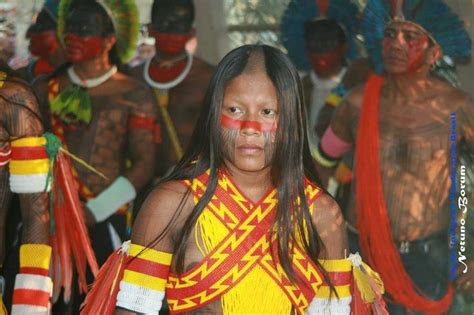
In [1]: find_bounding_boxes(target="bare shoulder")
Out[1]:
[344,83,366,110]
[311,192,344,229]
[0,78,41,116]
[310,191,348,259]
[132,179,194,247]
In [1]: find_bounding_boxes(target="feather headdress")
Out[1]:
[361,0,471,74]
[58,0,139,63]
[280,0,360,70]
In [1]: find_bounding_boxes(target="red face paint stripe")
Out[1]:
[126,256,171,279]
[220,115,277,132]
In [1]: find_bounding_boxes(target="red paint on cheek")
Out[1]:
[407,37,428,72]
[220,115,277,132]
[29,31,58,58]
[153,32,190,55]
[64,33,104,62]
[308,46,345,74]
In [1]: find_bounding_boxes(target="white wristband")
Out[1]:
[86,176,136,222]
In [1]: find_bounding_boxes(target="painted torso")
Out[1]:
[345,77,472,240]
[130,58,214,176]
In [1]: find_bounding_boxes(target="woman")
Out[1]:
[84,44,384,315]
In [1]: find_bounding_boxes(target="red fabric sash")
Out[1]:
[166,170,323,314]
[355,75,453,314]
[48,78,96,201]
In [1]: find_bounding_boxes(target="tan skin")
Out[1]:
[0,78,49,269]
[34,34,156,225]
[318,22,474,294]
[117,69,348,314]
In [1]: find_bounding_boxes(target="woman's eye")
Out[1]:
[262,108,276,116]
[228,107,242,114]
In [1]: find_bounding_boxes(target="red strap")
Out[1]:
[127,115,156,130]
[126,256,170,279]
[12,289,50,307]
[19,267,49,277]
[168,171,324,313]
[11,146,48,160]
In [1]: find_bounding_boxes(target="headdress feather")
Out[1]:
[280,0,360,70]
[361,0,472,74]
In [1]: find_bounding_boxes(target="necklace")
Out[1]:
[143,52,193,90]
[67,65,118,88]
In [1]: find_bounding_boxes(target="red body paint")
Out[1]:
[308,46,345,75]
[220,115,277,132]
[29,31,58,58]
[153,32,191,56]
[64,33,104,63]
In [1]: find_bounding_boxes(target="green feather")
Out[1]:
[50,85,92,124]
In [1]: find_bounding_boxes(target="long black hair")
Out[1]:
[150,44,329,286]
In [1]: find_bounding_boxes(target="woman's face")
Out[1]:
[220,70,279,173]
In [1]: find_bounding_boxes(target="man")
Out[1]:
[0,64,52,314]
[83,44,386,315]
[33,0,157,268]
[129,0,214,177]
[280,0,359,156]
[17,0,65,82]
[315,0,473,313]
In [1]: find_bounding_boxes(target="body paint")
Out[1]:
[220,115,277,132]
[64,33,104,62]
[220,115,277,166]
[29,31,58,58]
[153,32,191,56]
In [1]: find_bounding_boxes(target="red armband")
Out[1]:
[127,115,156,131]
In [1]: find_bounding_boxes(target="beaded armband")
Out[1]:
[12,244,52,314]
[9,137,51,193]
[116,243,172,313]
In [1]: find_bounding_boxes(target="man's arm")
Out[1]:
[125,84,157,191]
[1,82,49,245]
[314,87,361,186]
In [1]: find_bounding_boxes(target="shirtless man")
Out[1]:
[0,64,51,313]
[129,0,214,177]
[33,0,156,266]
[315,0,473,313]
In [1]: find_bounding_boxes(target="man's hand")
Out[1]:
[455,259,474,294]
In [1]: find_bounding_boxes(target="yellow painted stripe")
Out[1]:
[20,244,52,269]
[318,259,351,272]
[129,244,172,265]
[123,270,167,291]
[9,160,49,174]
[315,284,351,298]
[326,94,342,107]
[11,137,46,147]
